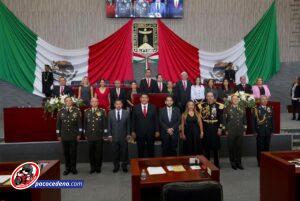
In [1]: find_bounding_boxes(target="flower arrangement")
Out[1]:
[44,95,85,116]
[225,91,256,109]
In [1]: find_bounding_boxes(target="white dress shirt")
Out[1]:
[167,107,172,122]
[115,109,122,120]
[191,85,205,100]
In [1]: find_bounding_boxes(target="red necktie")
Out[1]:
[183,81,187,90]
[143,106,147,117]
[160,83,162,92]
[147,79,151,88]
[117,88,120,97]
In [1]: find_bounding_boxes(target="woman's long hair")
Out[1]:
[182,100,202,123]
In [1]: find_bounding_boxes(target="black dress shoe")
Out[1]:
[90,169,96,174]
[292,117,296,120]
[63,170,71,175]
[96,168,101,173]
[237,165,244,170]
[231,165,237,170]
[122,166,128,173]
[71,169,78,175]
[113,166,119,173]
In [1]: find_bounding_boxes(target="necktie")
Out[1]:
[143,106,147,117]
[160,83,162,92]
[117,110,121,121]
[156,3,159,11]
[61,86,64,95]
[117,88,120,97]
[183,81,187,90]
[147,79,151,88]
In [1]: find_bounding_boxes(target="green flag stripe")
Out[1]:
[0,1,37,93]
[244,2,280,85]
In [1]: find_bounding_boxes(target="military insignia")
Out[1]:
[96,112,101,117]
[133,23,158,55]
[217,102,224,110]
[267,107,271,113]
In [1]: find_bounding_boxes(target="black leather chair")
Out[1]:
[162,181,223,201]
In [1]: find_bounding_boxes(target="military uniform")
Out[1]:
[84,108,107,172]
[56,107,82,173]
[254,105,274,166]
[223,105,247,169]
[198,101,224,167]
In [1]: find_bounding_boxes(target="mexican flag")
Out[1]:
[0,2,133,97]
[199,2,280,85]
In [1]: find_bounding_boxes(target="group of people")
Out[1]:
[51,67,275,175]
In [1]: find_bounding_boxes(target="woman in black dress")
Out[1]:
[219,78,234,102]
[180,101,204,155]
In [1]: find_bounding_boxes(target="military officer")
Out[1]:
[84,97,107,174]
[254,95,274,166]
[56,97,82,175]
[198,92,224,168]
[223,95,247,170]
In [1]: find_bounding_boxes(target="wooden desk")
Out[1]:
[0,160,61,201]
[131,155,219,201]
[260,151,300,201]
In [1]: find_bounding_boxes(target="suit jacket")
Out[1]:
[167,0,183,18]
[150,2,166,17]
[139,78,159,94]
[252,85,271,99]
[52,85,73,97]
[132,104,159,138]
[110,88,127,109]
[159,106,181,138]
[175,80,192,105]
[235,84,253,94]
[42,72,54,95]
[108,109,130,142]
[224,69,236,83]
[157,82,168,93]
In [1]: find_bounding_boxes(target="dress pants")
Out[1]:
[88,140,103,171]
[161,134,178,157]
[62,141,77,171]
[227,132,243,166]
[292,100,299,119]
[137,135,155,158]
[204,149,219,168]
[256,134,271,165]
[112,140,128,168]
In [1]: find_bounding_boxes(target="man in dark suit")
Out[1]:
[108,99,131,173]
[139,69,158,94]
[84,97,106,174]
[150,0,166,17]
[254,96,274,166]
[42,65,54,97]
[110,80,127,109]
[52,76,73,97]
[166,0,183,18]
[175,71,192,112]
[224,62,236,83]
[132,93,159,158]
[159,96,181,156]
[157,74,168,93]
[235,76,253,94]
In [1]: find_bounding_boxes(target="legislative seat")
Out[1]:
[162,181,223,201]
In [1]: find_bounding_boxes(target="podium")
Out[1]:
[260,151,300,201]
[131,155,220,201]
[0,160,61,201]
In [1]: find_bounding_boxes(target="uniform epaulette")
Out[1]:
[197,102,203,110]
[84,108,90,112]
[216,102,224,109]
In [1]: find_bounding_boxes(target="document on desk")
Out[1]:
[0,175,10,184]
[147,167,166,175]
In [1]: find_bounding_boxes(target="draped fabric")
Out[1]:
[157,20,200,84]
[244,2,280,85]
[88,19,134,84]
[0,1,37,93]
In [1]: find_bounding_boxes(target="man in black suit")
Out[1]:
[132,93,159,158]
[52,77,74,97]
[42,65,54,97]
[110,80,127,109]
[159,96,181,156]
[235,76,253,94]
[157,74,168,93]
[175,71,192,112]
[139,69,159,94]
[224,62,236,83]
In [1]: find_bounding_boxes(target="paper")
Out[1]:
[190,165,201,170]
[288,160,300,168]
[147,167,166,175]
[0,175,10,184]
[173,165,185,172]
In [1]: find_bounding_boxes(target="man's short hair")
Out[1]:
[140,93,149,97]
[114,99,123,104]
[165,95,173,101]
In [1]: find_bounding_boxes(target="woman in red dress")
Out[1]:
[94,79,110,111]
